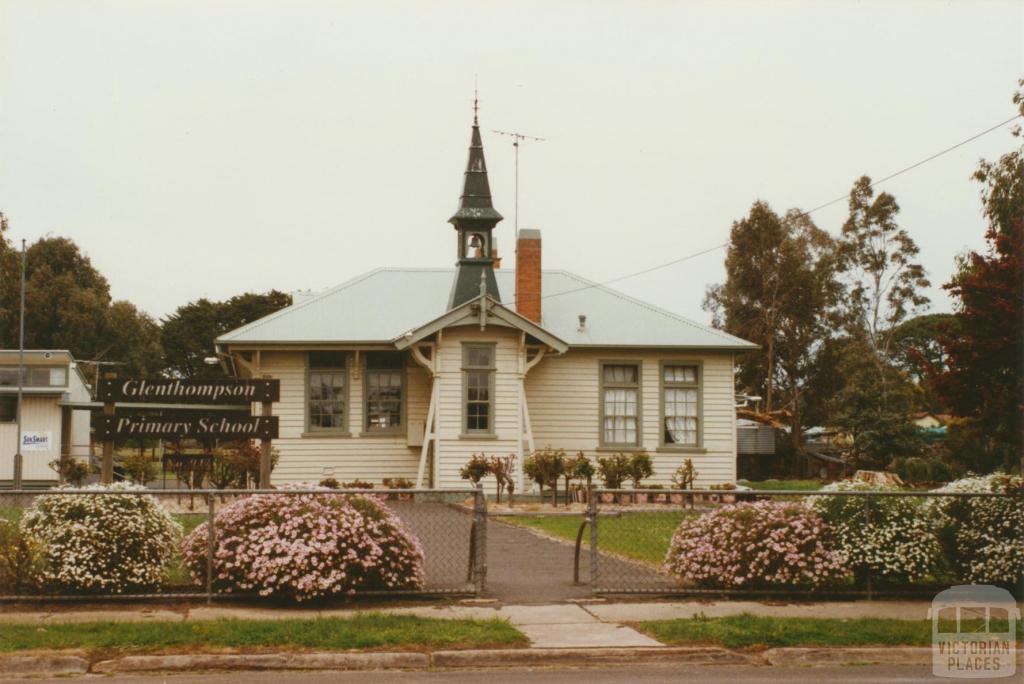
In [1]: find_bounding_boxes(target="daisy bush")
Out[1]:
[182,486,425,601]
[809,480,940,584]
[664,500,848,589]
[927,473,1024,585]
[20,483,181,593]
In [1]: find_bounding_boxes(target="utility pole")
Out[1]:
[491,129,546,234]
[13,239,25,489]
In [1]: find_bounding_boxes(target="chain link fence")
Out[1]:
[0,487,486,603]
[583,488,1023,598]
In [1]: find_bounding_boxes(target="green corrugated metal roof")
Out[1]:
[216,268,757,350]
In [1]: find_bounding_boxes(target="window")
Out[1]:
[364,352,405,433]
[601,363,640,446]
[661,363,700,447]
[463,344,495,434]
[0,366,67,388]
[307,352,347,432]
[0,396,16,422]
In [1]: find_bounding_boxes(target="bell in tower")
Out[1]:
[448,96,503,310]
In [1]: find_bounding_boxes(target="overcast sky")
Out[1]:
[1,0,1021,325]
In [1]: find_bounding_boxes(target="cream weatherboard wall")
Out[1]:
[254,350,429,485]
[254,337,738,489]
[525,349,738,487]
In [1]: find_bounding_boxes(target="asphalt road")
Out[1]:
[17,664,1011,683]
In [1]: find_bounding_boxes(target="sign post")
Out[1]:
[260,389,273,488]
[101,373,116,484]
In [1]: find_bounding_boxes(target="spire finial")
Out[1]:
[473,75,479,126]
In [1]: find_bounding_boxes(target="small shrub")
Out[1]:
[809,480,940,584]
[927,473,1024,585]
[524,448,566,505]
[121,450,159,485]
[319,478,340,489]
[383,478,414,489]
[48,458,91,486]
[671,459,698,489]
[459,454,491,486]
[628,451,654,488]
[487,455,516,505]
[181,487,424,601]
[568,452,595,486]
[20,483,182,593]
[665,501,848,588]
[597,453,631,489]
[891,456,954,484]
[342,480,374,489]
[0,520,45,592]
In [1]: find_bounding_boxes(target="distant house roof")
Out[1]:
[216,268,757,351]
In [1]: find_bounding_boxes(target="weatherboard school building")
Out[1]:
[215,112,756,491]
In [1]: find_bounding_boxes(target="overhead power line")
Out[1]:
[532,113,1022,303]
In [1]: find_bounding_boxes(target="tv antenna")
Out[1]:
[492,128,546,234]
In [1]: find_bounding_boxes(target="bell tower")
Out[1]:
[448,96,503,310]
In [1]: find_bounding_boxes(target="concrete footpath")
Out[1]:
[1,600,989,679]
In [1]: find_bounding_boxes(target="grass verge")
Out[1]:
[637,614,1024,649]
[0,614,526,654]
[507,511,697,564]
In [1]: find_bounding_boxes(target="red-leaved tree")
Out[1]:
[931,82,1024,474]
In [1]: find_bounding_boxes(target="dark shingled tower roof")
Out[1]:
[449,107,504,224]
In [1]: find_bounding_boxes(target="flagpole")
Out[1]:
[13,238,25,489]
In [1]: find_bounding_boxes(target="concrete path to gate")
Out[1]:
[482,516,668,603]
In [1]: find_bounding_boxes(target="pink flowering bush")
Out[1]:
[182,487,425,601]
[664,501,848,588]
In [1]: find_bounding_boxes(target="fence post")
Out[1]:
[473,485,487,595]
[206,495,216,605]
[588,485,598,590]
[863,493,873,601]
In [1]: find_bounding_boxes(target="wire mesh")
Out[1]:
[0,488,482,602]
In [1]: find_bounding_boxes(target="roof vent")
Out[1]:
[291,290,317,304]
[577,314,587,331]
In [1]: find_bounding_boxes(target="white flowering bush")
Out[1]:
[809,480,940,584]
[182,487,425,601]
[20,483,181,593]
[927,473,1024,585]
[664,501,848,588]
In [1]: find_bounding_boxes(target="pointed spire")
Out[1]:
[449,94,504,224]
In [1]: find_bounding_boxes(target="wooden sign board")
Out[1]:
[96,415,278,440]
[97,378,280,404]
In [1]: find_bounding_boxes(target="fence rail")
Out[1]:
[585,487,1022,598]
[0,487,486,603]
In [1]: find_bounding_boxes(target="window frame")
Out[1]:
[461,342,497,438]
[361,352,407,436]
[658,360,704,452]
[0,365,68,388]
[304,352,351,436]
[598,360,643,449]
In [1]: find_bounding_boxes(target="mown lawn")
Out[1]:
[637,614,1024,649]
[737,479,823,491]
[0,614,527,654]
[507,511,698,564]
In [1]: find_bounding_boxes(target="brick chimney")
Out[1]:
[515,229,542,323]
